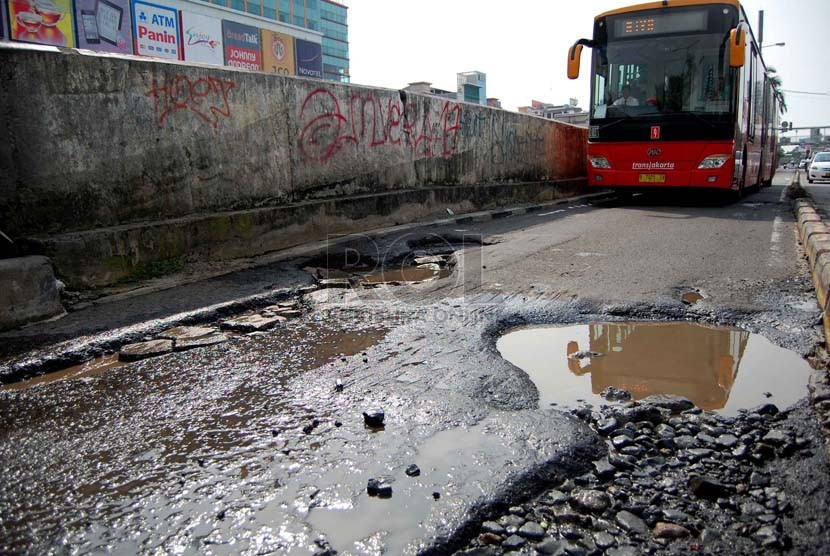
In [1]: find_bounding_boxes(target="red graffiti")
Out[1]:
[147,75,235,130]
[299,88,463,163]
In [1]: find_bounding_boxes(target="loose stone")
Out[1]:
[405,464,421,477]
[615,510,648,535]
[689,476,733,500]
[716,434,739,449]
[517,521,545,540]
[570,490,612,514]
[362,410,385,427]
[653,522,691,539]
[501,534,526,550]
[481,521,505,535]
[366,478,392,497]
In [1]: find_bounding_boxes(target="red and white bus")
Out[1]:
[567,0,781,197]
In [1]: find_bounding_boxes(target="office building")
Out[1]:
[457,71,486,106]
[205,0,349,82]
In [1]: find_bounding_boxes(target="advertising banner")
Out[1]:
[132,0,180,60]
[1,0,7,40]
[222,19,260,71]
[295,38,322,79]
[74,0,133,54]
[9,0,75,47]
[181,11,222,65]
[260,29,294,76]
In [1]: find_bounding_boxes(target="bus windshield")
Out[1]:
[592,31,735,119]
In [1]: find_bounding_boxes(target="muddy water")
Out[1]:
[0,354,126,391]
[681,291,705,304]
[361,266,451,284]
[0,315,389,554]
[498,322,811,415]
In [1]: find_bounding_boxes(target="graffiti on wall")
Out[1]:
[298,88,462,163]
[489,124,546,166]
[147,75,235,130]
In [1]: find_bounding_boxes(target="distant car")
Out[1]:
[808,152,830,183]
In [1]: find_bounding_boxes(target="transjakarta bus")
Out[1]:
[567,0,781,197]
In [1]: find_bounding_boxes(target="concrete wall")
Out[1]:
[0,44,588,288]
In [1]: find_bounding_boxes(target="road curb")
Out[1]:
[790,170,830,462]
[792,171,830,346]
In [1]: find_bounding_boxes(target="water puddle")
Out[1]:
[681,291,704,304]
[360,266,451,284]
[497,322,811,416]
[0,354,125,392]
[307,425,503,555]
[304,252,454,286]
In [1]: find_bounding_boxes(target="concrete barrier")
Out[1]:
[0,45,588,288]
[0,256,64,330]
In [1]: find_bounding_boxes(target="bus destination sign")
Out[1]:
[612,10,708,37]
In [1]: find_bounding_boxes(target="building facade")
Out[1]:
[203,0,349,82]
[457,71,486,106]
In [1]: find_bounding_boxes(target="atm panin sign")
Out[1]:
[133,0,180,60]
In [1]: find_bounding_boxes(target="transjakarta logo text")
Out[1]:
[632,162,675,170]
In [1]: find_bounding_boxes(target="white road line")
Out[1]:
[538,210,566,216]
[779,187,787,203]
[768,215,784,267]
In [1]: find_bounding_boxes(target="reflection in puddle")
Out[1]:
[1,354,125,392]
[498,322,811,415]
[361,266,451,284]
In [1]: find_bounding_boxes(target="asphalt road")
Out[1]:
[1,171,828,555]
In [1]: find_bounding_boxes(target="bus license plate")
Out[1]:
[639,174,666,183]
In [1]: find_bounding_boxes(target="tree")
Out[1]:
[767,67,787,113]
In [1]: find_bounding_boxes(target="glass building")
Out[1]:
[206,0,349,82]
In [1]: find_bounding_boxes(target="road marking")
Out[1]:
[538,210,566,216]
[768,215,784,267]
[779,187,787,203]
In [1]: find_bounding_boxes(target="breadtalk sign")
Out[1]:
[132,0,180,60]
[222,20,261,71]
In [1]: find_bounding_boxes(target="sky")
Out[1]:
[346,0,830,136]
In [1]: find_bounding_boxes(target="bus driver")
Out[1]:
[613,84,640,106]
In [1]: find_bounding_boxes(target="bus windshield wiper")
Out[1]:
[680,111,719,129]
[598,114,632,131]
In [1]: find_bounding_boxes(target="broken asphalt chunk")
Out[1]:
[220,314,286,332]
[118,339,174,362]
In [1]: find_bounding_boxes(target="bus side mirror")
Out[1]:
[568,44,583,79]
[729,28,746,68]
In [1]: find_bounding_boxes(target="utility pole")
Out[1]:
[758,10,764,47]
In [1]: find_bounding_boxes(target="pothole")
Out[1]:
[303,251,455,286]
[497,321,811,416]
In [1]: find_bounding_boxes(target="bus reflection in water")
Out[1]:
[566,323,749,410]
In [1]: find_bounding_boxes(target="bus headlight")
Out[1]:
[698,155,730,169]
[589,156,612,169]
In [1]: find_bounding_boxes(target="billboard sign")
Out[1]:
[74,0,133,54]
[9,0,75,47]
[132,0,180,60]
[181,11,222,65]
[260,29,294,76]
[222,20,260,71]
[1,0,7,40]
[295,38,322,79]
